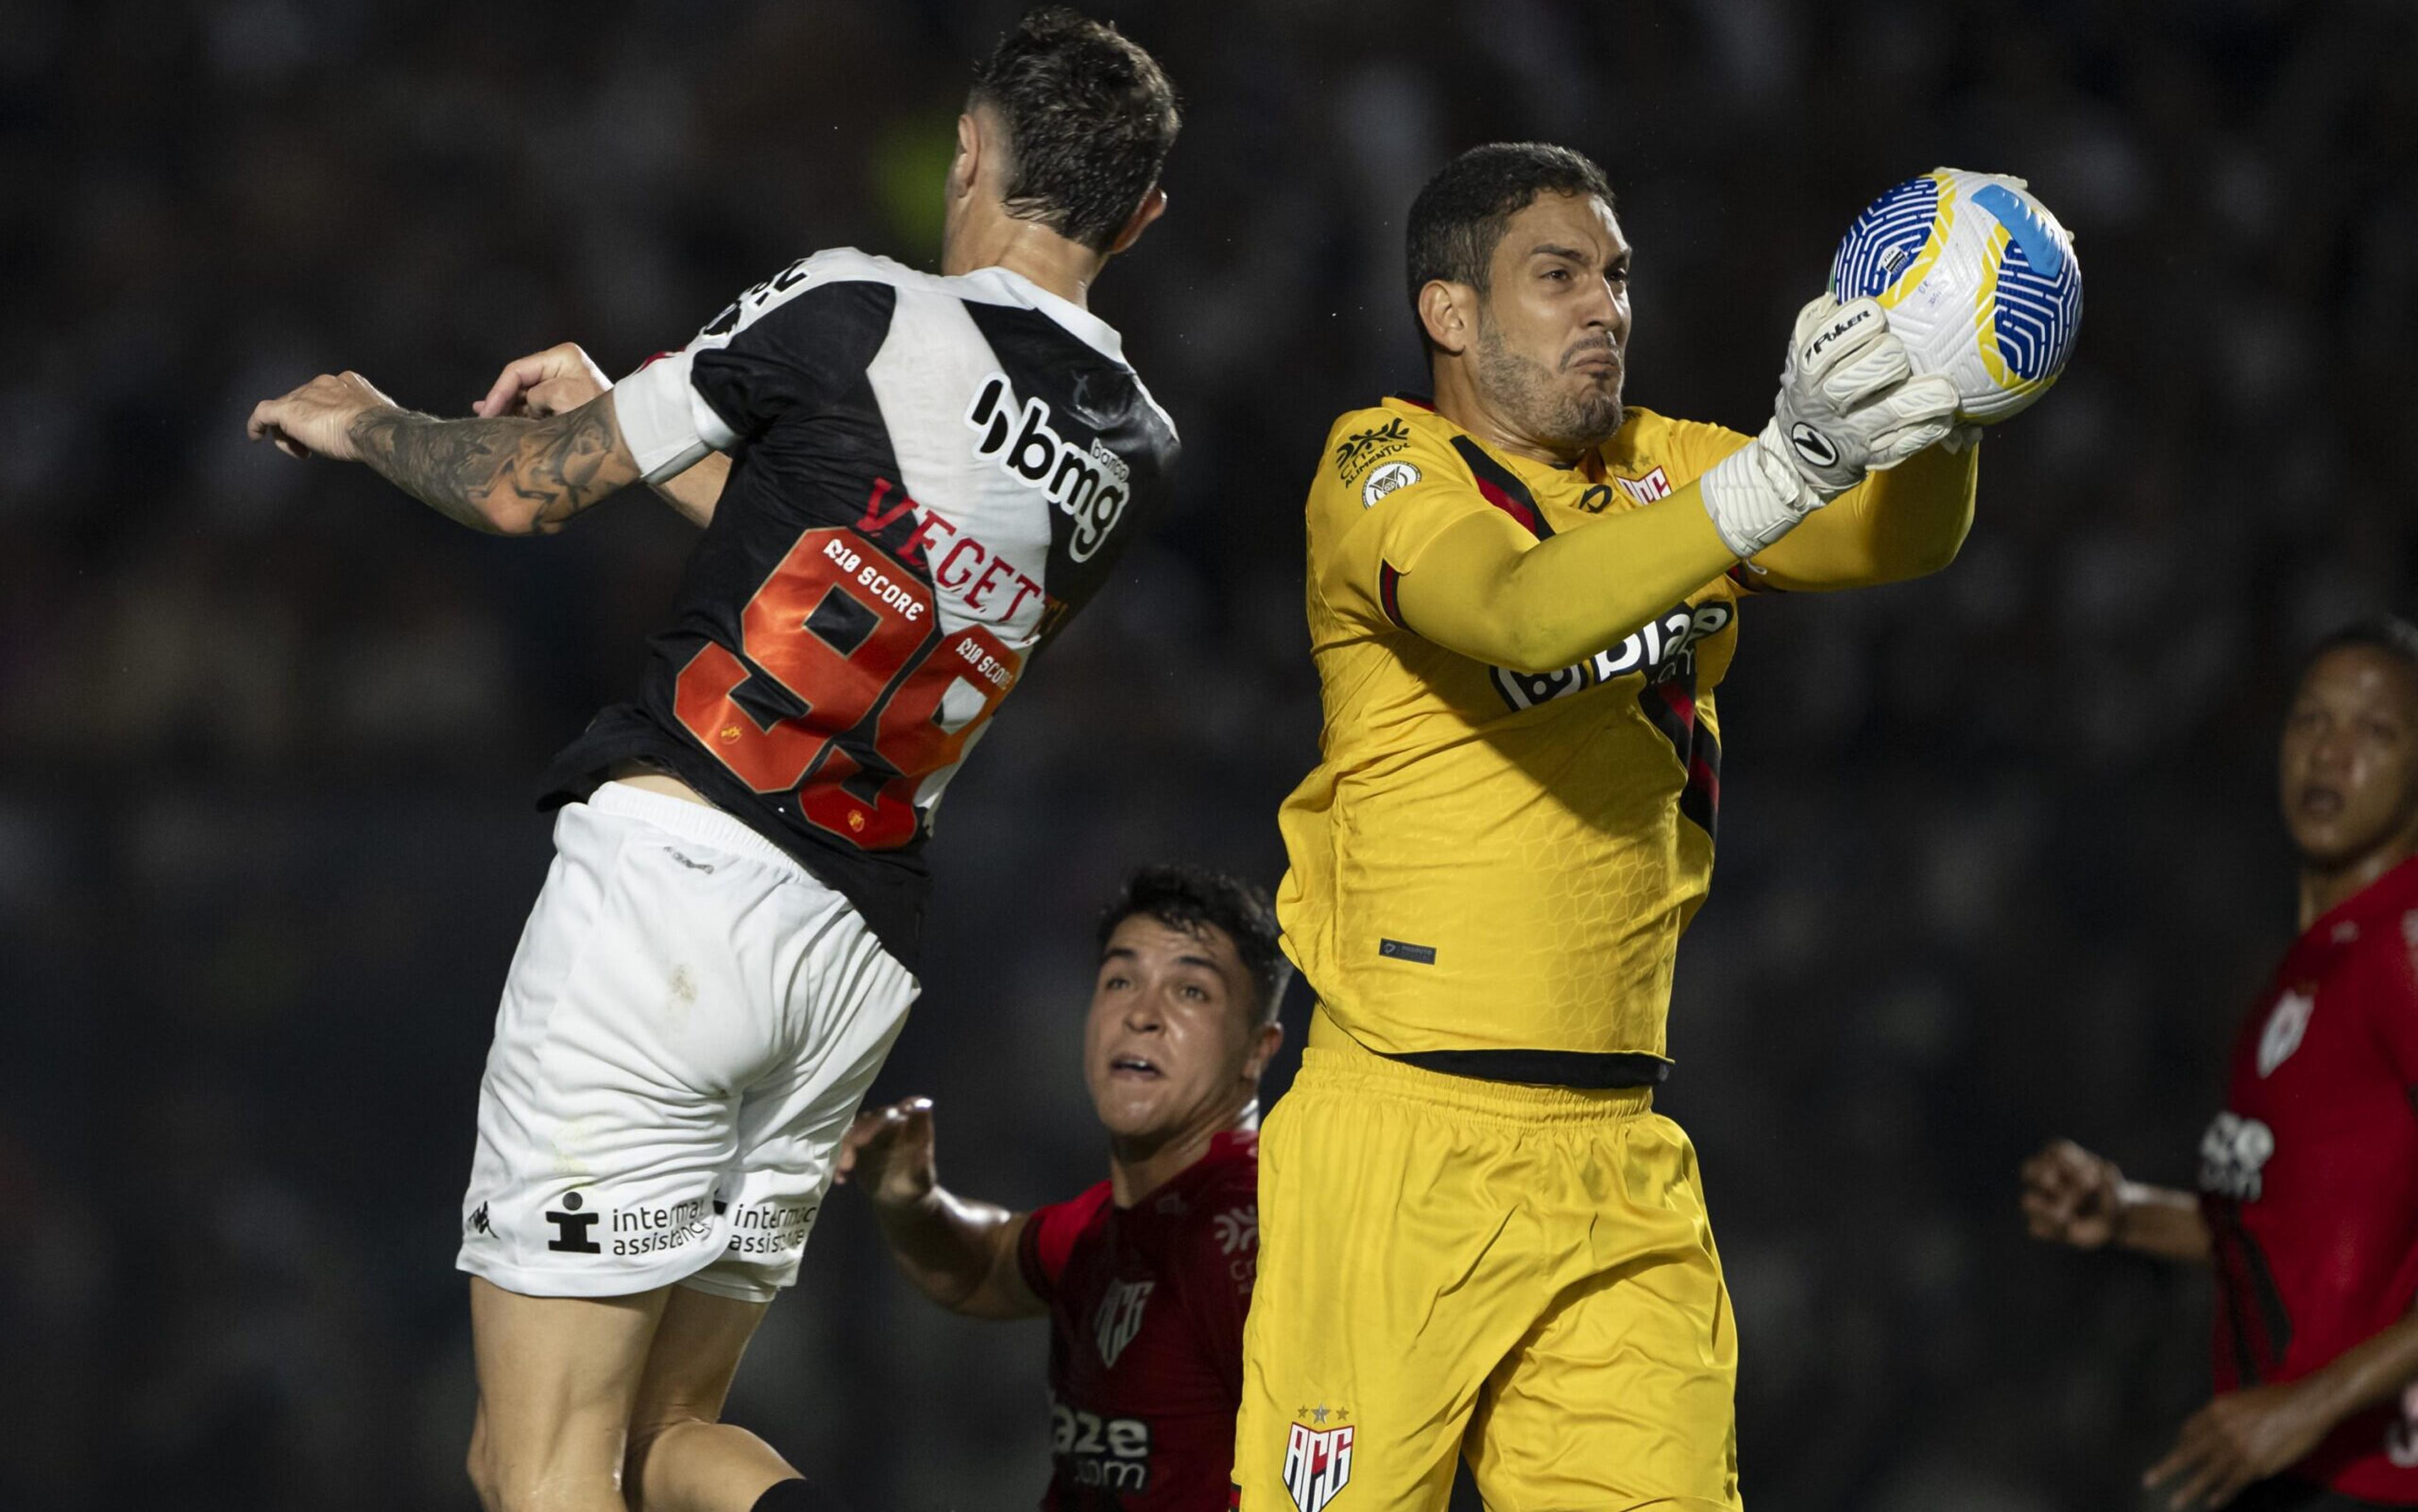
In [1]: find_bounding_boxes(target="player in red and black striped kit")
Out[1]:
[833,867,1286,1510]
[2025,619,2418,1511]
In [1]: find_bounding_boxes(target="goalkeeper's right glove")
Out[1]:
[1698,293,1960,560]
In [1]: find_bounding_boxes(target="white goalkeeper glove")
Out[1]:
[1699,293,1961,560]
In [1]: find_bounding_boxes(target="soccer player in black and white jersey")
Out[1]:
[244,13,1180,1512]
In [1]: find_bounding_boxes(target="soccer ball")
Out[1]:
[1829,168,2082,424]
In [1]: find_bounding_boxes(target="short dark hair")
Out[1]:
[2300,615,2418,685]
[968,8,1180,253]
[1405,142,1615,344]
[1096,865,1291,1028]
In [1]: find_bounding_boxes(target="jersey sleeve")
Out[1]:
[1014,1183,1111,1304]
[1642,416,1774,593]
[1310,409,1495,632]
[611,248,891,484]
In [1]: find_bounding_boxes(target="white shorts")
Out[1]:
[456,781,917,1304]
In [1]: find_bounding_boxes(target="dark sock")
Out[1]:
[751,1477,850,1512]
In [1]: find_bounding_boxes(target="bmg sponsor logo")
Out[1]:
[966,373,1132,562]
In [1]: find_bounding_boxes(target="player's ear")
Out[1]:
[1418,280,1476,356]
[948,110,983,203]
[1106,186,1167,257]
[1242,1020,1283,1082]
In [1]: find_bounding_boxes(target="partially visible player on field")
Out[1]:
[2024,620,2418,1512]
[243,12,1181,1512]
[834,865,1285,1511]
[1237,143,1978,1511]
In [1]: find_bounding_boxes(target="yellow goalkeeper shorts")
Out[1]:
[1234,1013,1741,1511]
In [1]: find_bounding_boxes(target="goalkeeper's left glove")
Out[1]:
[1698,293,1960,559]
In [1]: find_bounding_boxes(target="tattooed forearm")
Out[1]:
[346,402,635,535]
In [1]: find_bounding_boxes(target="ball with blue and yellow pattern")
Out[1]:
[1830,168,2082,424]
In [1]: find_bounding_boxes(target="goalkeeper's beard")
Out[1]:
[1475,315,1624,453]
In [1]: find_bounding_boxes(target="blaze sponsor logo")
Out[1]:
[1612,465,1672,504]
[1490,600,1733,712]
[2199,1111,2275,1202]
[966,373,1131,562]
[1284,1413,1353,1512]
[1093,1278,1155,1368]
[1052,1398,1153,1492]
[2256,989,2312,1077]
[1332,418,1410,483]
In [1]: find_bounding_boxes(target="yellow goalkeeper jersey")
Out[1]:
[1276,395,1758,1064]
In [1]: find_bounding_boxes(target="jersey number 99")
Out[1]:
[674,526,1022,850]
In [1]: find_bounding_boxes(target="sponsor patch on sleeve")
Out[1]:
[1362,460,1420,508]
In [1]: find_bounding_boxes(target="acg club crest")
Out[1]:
[1093,1278,1155,1368]
[1283,1418,1353,1512]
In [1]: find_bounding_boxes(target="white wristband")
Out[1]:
[1700,423,1823,560]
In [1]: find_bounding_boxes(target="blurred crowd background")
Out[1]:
[6,0,2417,1507]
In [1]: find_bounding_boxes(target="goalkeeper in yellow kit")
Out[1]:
[1234,145,1978,1511]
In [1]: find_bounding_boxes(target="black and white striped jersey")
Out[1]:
[538,249,1178,969]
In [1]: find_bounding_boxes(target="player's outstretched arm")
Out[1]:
[2019,1138,2210,1263]
[1394,484,1741,674]
[476,343,731,530]
[245,370,641,536]
[1394,293,1960,673]
[1745,436,1977,591]
[832,1098,1045,1321]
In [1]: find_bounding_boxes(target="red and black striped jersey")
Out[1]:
[1016,1132,1259,1511]
[2201,855,2418,1503]
[541,249,1178,967]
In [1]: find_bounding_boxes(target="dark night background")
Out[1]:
[4,1,2416,1507]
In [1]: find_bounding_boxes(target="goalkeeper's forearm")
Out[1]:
[1393,482,1740,674]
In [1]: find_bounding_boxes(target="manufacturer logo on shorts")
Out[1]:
[466,1202,492,1238]
[1284,1411,1354,1512]
[545,1190,601,1254]
[1093,1278,1155,1368]
[1361,460,1419,508]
